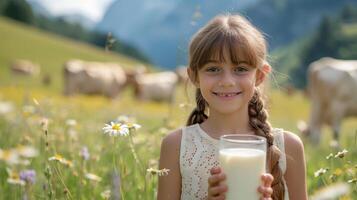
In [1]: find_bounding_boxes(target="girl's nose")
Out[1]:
[218,71,236,87]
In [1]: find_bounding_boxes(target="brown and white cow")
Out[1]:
[63,60,127,98]
[301,57,357,144]
[133,71,179,102]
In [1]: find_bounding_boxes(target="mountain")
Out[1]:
[27,0,51,17]
[243,0,357,49]
[59,13,96,30]
[97,0,259,69]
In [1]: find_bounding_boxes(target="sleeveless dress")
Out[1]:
[180,123,289,200]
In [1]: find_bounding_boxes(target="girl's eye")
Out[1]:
[234,66,249,73]
[205,66,221,73]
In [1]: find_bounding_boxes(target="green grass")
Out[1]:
[0,16,146,92]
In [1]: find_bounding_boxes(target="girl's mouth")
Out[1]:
[212,92,242,97]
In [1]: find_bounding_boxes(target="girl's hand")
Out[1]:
[258,173,274,200]
[207,167,227,200]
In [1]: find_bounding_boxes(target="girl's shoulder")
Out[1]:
[272,128,304,150]
[161,128,183,150]
[281,130,304,154]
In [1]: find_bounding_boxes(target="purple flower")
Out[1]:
[19,170,36,184]
[80,146,90,161]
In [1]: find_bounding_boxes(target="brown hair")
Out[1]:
[186,14,284,199]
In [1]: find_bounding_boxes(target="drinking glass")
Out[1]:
[219,134,267,200]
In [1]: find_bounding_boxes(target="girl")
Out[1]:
[158,14,307,200]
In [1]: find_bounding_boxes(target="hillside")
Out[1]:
[0,17,146,93]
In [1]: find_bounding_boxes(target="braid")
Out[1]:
[186,89,208,126]
[248,90,285,200]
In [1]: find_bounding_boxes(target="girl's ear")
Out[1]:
[187,67,199,88]
[255,63,271,86]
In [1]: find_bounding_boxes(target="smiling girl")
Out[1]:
[158,14,308,200]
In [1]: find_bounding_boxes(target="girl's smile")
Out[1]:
[212,91,243,100]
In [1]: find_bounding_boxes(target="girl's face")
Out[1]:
[192,50,264,115]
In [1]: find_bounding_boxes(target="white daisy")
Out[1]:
[102,122,129,136]
[85,173,102,182]
[126,122,141,130]
[65,119,77,127]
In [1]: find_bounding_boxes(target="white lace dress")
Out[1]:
[180,123,289,200]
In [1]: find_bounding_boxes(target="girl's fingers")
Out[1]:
[210,166,221,175]
[208,173,226,186]
[258,186,273,197]
[209,194,226,200]
[208,185,227,197]
[261,173,274,187]
[260,198,272,200]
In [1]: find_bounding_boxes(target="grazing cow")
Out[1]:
[301,57,357,144]
[10,59,40,76]
[175,65,189,84]
[63,60,127,98]
[133,71,178,102]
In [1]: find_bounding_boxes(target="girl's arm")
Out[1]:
[284,131,308,200]
[157,129,182,200]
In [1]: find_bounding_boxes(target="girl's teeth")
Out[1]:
[218,93,236,97]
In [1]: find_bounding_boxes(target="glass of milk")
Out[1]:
[219,134,267,200]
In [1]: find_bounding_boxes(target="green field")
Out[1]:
[0,17,356,199]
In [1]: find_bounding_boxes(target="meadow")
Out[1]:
[0,17,356,199]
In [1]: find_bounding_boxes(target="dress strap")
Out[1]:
[273,128,287,174]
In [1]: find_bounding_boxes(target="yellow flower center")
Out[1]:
[112,123,122,131]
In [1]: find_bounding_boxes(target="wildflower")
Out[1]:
[102,122,129,136]
[65,119,77,127]
[48,154,73,167]
[80,146,90,161]
[126,122,141,130]
[314,168,328,177]
[19,169,36,184]
[100,190,111,199]
[85,173,102,182]
[0,149,20,165]
[326,153,333,160]
[347,178,357,184]
[16,145,38,158]
[40,117,49,132]
[22,105,35,116]
[32,98,39,106]
[335,149,348,158]
[117,115,141,130]
[0,101,14,115]
[6,168,25,186]
[117,115,130,123]
[147,168,170,176]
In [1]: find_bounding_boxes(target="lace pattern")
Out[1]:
[180,124,289,200]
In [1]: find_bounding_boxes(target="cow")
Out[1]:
[300,57,357,144]
[10,59,40,76]
[63,59,127,98]
[133,71,179,102]
[175,65,189,84]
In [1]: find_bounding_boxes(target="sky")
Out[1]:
[30,0,115,22]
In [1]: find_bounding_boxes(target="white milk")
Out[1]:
[219,148,266,200]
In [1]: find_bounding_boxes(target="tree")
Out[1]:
[292,16,342,88]
[3,0,34,24]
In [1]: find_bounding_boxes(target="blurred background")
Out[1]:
[0,0,356,199]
